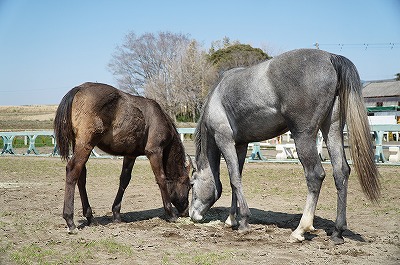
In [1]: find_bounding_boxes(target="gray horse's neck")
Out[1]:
[195,121,221,175]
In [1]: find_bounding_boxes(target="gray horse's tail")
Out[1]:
[330,54,380,201]
[54,86,80,160]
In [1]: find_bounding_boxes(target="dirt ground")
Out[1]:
[0,156,399,264]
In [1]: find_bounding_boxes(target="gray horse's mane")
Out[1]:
[195,66,247,162]
[194,67,241,161]
[194,107,206,162]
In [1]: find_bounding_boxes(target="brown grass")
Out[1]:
[0,105,57,131]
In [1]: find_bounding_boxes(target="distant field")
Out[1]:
[0,105,57,131]
[0,105,196,131]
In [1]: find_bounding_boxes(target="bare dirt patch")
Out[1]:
[0,157,399,264]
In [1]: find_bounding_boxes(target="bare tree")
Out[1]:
[108,31,190,95]
[109,31,217,121]
[145,40,217,121]
[171,41,217,122]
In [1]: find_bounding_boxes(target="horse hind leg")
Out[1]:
[321,110,350,244]
[77,165,93,226]
[112,156,136,222]
[63,145,92,234]
[290,133,326,242]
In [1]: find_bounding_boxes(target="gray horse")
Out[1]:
[189,49,380,244]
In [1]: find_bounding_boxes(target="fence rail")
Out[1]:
[0,129,196,156]
[1,125,399,163]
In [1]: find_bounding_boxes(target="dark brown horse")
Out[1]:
[54,82,191,234]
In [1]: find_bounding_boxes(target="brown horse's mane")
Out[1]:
[159,109,187,181]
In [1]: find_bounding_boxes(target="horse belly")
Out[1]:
[234,109,288,143]
[97,115,146,156]
[97,133,145,156]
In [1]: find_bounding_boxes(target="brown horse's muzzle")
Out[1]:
[178,204,189,217]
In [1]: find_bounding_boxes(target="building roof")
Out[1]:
[362,80,400,98]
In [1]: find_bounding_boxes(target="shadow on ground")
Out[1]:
[78,206,365,242]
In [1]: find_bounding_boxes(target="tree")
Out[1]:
[396,73,400,81]
[208,42,271,73]
[146,40,217,121]
[170,41,217,122]
[108,31,191,95]
[108,31,217,121]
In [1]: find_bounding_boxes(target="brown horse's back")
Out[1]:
[70,82,176,157]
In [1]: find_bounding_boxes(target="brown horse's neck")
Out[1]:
[164,132,186,180]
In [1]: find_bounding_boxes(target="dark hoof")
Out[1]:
[330,230,345,245]
[86,215,94,226]
[331,235,345,245]
[112,212,122,223]
[166,214,178,223]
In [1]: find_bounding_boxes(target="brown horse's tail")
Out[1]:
[54,86,80,160]
[330,54,381,202]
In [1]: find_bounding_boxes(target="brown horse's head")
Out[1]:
[167,154,192,217]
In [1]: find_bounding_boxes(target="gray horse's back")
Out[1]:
[205,49,338,143]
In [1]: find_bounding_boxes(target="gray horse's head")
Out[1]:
[189,165,222,221]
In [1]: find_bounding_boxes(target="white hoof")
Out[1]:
[289,230,305,243]
[224,214,238,227]
[67,227,78,235]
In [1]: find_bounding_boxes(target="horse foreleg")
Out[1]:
[225,192,238,227]
[112,156,136,222]
[290,135,326,242]
[77,165,93,225]
[225,144,248,228]
[220,141,250,231]
[147,151,176,222]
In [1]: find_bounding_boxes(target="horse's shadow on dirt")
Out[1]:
[205,207,365,242]
[82,206,365,242]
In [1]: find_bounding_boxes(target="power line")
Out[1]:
[313,42,400,50]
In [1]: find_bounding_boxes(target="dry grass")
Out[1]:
[0,105,57,131]
[0,157,399,265]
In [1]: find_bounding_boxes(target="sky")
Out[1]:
[0,0,399,106]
